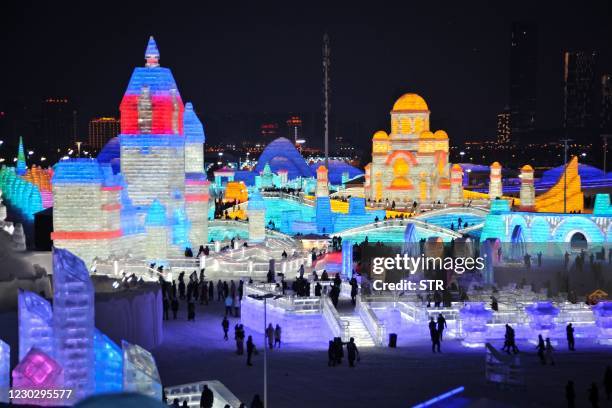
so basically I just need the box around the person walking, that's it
[187,300,195,321]
[266,323,274,350]
[274,324,282,348]
[346,337,360,367]
[224,295,233,316]
[208,280,214,302]
[163,297,169,320]
[536,334,546,365]
[327,340,335,367]
[437,313,447,341]
[565,380,575,408]
[250,394,263,408]
[199,384,214,408]
[246,335,256,366]
[171,298,179,320]
[604,366,612,401]
[222,316,229,340]
[566,323,575,351]
[588,382,599,408]
[235,324,245,355]
[545,338,555,366]
[217,280,223,301]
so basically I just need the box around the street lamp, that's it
[248,293,283,408]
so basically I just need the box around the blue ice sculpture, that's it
[342,239,353,279]
[525,301,559,338]
[592,301,612,344]
[459,302,492,347]
[122,340,162,400]
[315,197,333,234]
[18,289,54,361]
[93,329,123,394]
[0,339,8,403]
[402,223,420,258]
[52,248,95,402]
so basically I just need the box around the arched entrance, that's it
[569,232,588,251]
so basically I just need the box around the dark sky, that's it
[2,1,611,147]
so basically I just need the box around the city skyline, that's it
[1,1,611,152]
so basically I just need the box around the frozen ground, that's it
[152,300,612,408]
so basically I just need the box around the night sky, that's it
[2,1,611,147]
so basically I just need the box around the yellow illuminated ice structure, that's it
[392,93,429,111]
[534,156,583,213]
[224,181,248,203]
[365,93,451,204]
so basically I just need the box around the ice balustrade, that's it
[322,296,349,341]
[164,380,242,408]
[337,217,463,240]
[243,283,322,313]
[356,297,386,346]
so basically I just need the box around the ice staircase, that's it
[340,314,376,347]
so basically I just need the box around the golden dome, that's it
[451,164,463,171]
[491,161,502,168]
[521,164,534,172]
[433,130,448,139]
[372,130,389,140]
[392,93,429,112]
[419,130,434,139]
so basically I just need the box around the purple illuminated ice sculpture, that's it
[0,340,9,403]
[459,302,492,347]
[525,301,559,339]
[52,248,95,402]
[18,289,54,361]
[12,348,64,406]
[592,301,612,345]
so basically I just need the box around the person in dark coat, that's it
[187,301,195,321]
[222,316,229,340]
[200,384,214,408]
[536,334,546,365]
[327,340,335,366]
[235,324,245,355]
[565,380,575,408]
[163,297,169,320]
[604,366,612,401]
[171,298,179,320]
[437,313,447,341]
[315,282,322,297]
[588,382,599,408]
[246,335,255,366]
[208,281,214,302]
[566,323,575,351]
[346,337,360,367]
[250,394,263,408]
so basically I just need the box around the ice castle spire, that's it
[145,36,160,68]
[16,136,27,176]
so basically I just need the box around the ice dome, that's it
[97,137,121,174]
[254,137,312,180]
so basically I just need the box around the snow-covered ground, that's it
[152,300,612,408]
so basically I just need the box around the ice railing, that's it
[336,217,463,239]
[164,379,242,408]
[356,297,386,346]
[243,283,322,314]
[322,296,349,341]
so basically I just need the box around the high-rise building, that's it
[286,116,303,143]
[496,108,511,144]
[601,74,612,133]
[563,51,598,130]
[41,97,75,152]
[509,22,538,141]
[88,117,120,150]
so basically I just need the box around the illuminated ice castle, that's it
[364,93,451,204]
[51,37,209,265]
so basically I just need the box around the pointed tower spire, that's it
[16,136,27,176]
[145,36,160,68]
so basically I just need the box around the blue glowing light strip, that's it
[411,386,465,408]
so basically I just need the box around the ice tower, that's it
[448,164,463,206]
[52,248,95,402]
[247,190,266,243]
[16,136,27,176]
[18,290,54,361]
[183,102,209,247]
[488,162,502,200]
[119,36,186,215]
[519,165,535,211]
